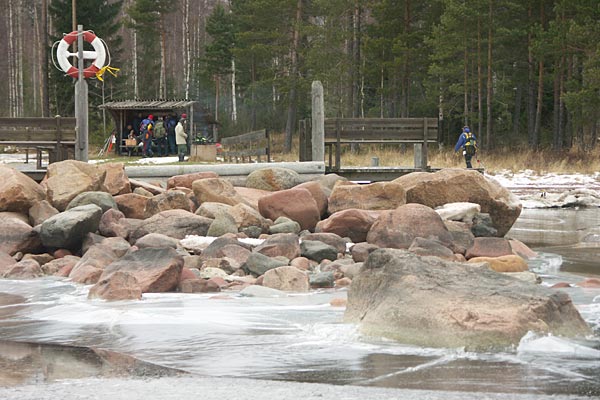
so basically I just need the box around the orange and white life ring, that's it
[56,31,106,79]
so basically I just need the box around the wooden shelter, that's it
[99,99,206,154]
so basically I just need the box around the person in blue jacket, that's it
[454,126,477,168]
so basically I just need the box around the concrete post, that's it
[311,81,325,162]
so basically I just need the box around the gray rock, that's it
[300,240,338,263]
[135,233,180,249]
[240,226,263,238]
[309,271,335,288]
[269,217,301,234]
[471,213,498,237]
[243,252,288,276]
[246,167,301,191]
[129,210,212,242]
[66,191,118,213]
[344,248,591,350]
[40,204,103,250]
[207,212,238,237]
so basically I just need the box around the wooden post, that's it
[55,115,63,162]
[335,118,341,171]
[311,81,325,162]
[74,25,89,162]
[422,117,429,170]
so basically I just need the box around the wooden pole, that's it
[311,81,325,162]
[74,25,88,162]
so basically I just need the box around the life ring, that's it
[56,31,106,79]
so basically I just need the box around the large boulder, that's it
[234,187,271,210]
[28,200,59,226]
[328,182,406,214]
[468,254,529,272]
[0,216,42,255]
[316,209,381,243]
[258,188,320,231]
[66,191,118,213]
[366,203,456,251]
[95,247,183,293]
[114,193,152,219]
[43,160,107,211]
[97,162,131,195]
[393,169,522,237]
[294,181,329,217]
[195,202,232,219]
[0,166,46,213]
[129,209,212,242]
[245,167,301,191]
[254,233,300,260]
[0,251,17,275]
[262,266,309,292]
[39,204,103,250]
[344,249,591,349]
[88,271,142,301]
[1,259,43,279]
[69,243,120,284]
[229,203,270,233]
[193,178,249,206]
[465,237,514,259]
[145,190,191,215]
[167,171,219,189]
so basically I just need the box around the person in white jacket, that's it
[175,114,188,162]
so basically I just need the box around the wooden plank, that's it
[0,117,76,129]
[0,141,76,146]
[0,129,76,141]
[220,129,267,145]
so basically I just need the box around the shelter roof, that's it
[99,99,197,110]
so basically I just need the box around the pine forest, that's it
[0,0,599,152]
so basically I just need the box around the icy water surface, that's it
[0,208,598,396]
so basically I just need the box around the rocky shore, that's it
[0,161,593,349]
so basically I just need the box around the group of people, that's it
[123,112,188,162]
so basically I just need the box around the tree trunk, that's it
[184,0,190,99]
[231,59,237,122]
[160,17,167,98]
[485,0,494,149]
[401,0,411,118]
[477,17,483,140]
[285,0,303,153]
[527,4,535,146]
[251,58,257,130]
[41,0,50,117]
[532,3,545,150]
[552,58,562,150]
[8,0,16,117]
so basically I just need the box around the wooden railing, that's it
[0,116,76,168]
[220,129,270,163]
[323,117,438,171]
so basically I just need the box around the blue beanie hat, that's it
[464,127,470,133]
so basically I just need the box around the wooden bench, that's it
[0,116,76,169]
[220,129,270,163]
[324,117,438,171]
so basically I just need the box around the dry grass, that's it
[269,132,598,174]
[89,132,599,174]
